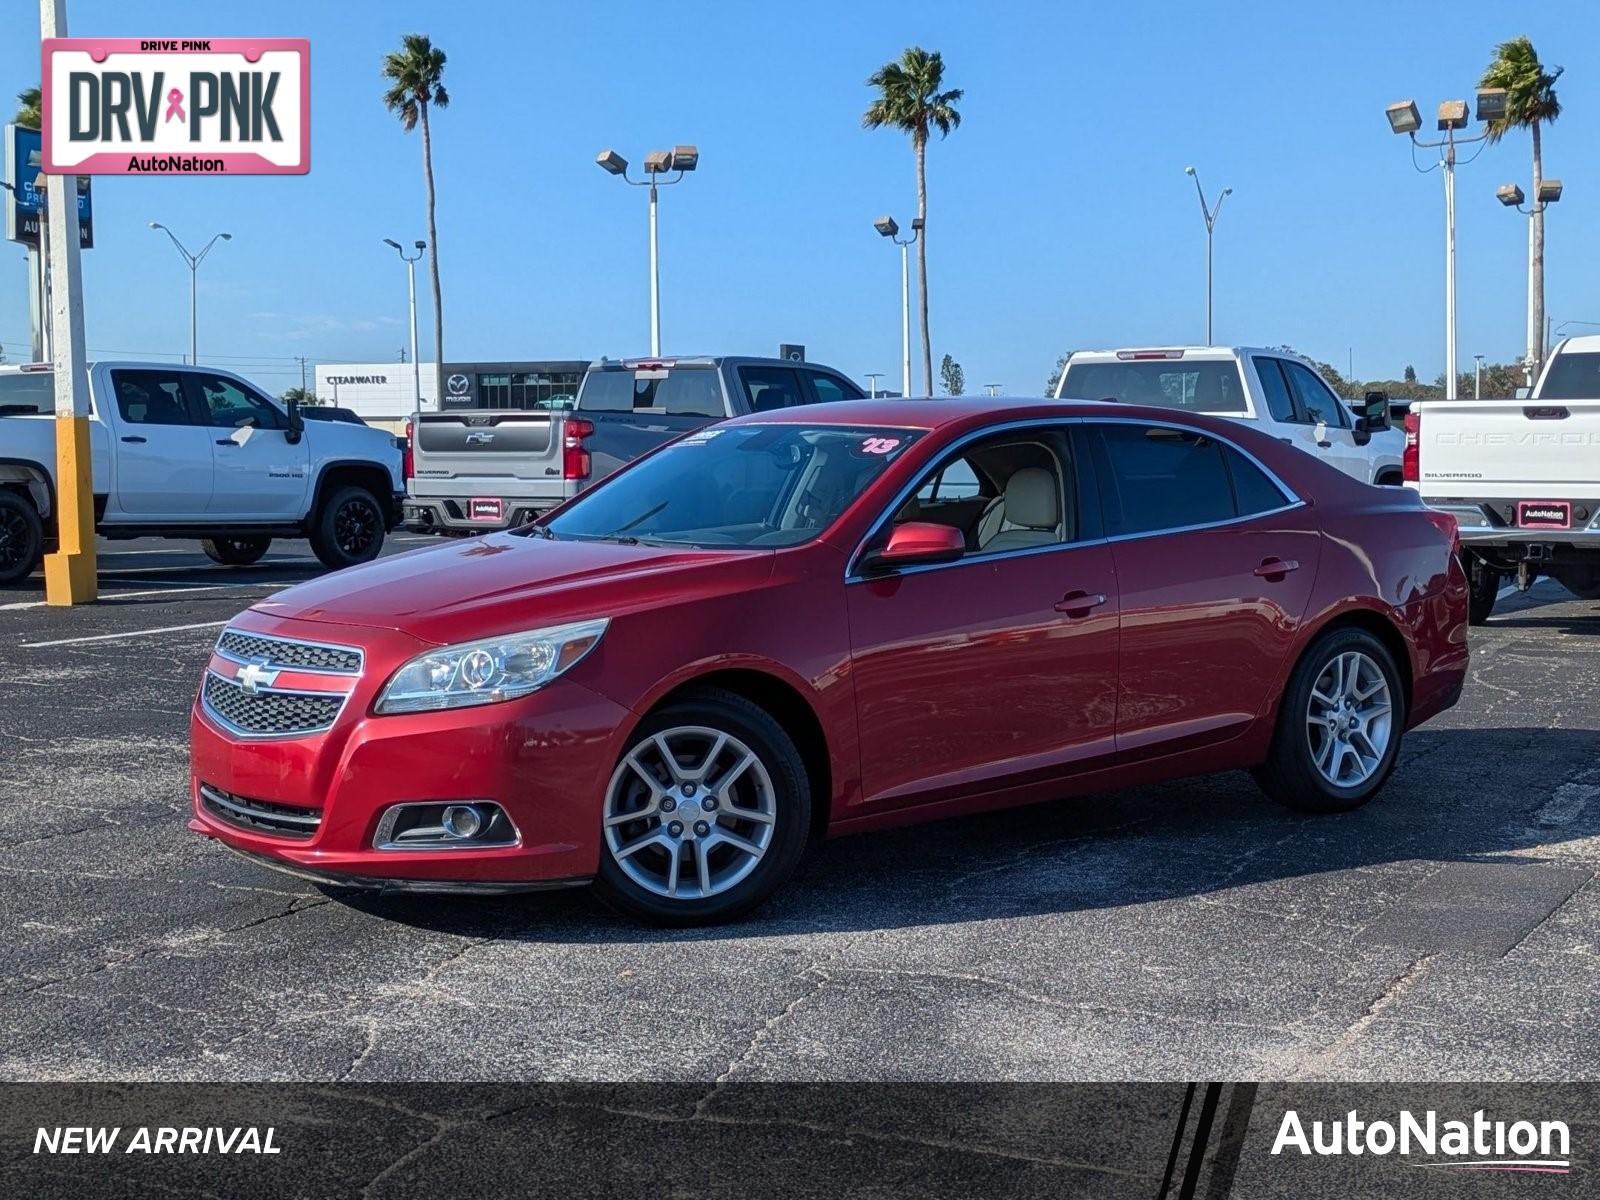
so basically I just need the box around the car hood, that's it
[251,534,765,645]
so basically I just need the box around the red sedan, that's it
[189,399,1469,924]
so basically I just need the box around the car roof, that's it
[724,396,1123,431]
[588,355,847,372]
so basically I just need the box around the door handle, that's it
[1054,590,1108,616]
[215,438,240,446]
[1317,440,1333,448]
[1253,558,1300,579]
[120,435,147,443]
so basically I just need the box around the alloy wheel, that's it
[335,498,378,556]
[0,510,25,571]
[1305,650,1393,788]
[603,726,777,900]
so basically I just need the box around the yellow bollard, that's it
[42,411,97,604]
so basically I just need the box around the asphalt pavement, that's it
[1,536,1598,1081]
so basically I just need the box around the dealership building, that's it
[314,360,590,424]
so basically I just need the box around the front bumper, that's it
[188,611,633,889]
[401,496,552,535]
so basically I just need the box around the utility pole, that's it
[295,355,308,391]
[40,0,96,603]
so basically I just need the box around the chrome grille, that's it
[200,783,321,840]
[202,672,346,737]
[216,630,362,675]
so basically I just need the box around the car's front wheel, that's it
[0,491,44,585]
[594,689,811,926]
[1253,627,1405,814]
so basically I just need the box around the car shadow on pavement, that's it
[325,725,1600,944]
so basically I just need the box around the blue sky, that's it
[1,0,1596,393]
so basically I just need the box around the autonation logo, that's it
[1272,1108,1571,1174]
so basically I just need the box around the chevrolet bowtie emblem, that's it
[236,660,280,695]
[465,430,496,445]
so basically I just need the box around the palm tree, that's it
[863,47,962,397]
[382,35,449,406]
[14,86,41,129]
[1480,37,1562,375]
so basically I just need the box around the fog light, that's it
[441,805,484,839]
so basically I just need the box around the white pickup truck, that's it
[1407,334,1600,623]
[1054,347,1404,486]
[0,362,405,585]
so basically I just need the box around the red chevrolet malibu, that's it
[190,399,1469,924]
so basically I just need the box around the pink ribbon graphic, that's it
[164,88,185,123]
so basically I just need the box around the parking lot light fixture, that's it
[1383,90,1497,400]
[1537,179,1563,205]
[596,144,699,356]
[1496,178,1565,381]
[1184,166,1231,346]
[1385,100,1421,134]
[875,214,920,398]
[149,222,232,366]
[1497,184,1526,207]
[384,238,427,412]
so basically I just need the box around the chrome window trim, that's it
[844,415,1306,583]
[200,669,351,740]
[214,627,366,677]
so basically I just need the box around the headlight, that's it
[375,618,609,714]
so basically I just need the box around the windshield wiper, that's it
[522,524,555,540]
[601,501,669,538]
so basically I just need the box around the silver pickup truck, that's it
[401,355,865,533]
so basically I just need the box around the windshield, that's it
[541,424,921,548]
[1539,352,1600,400]
[1061,359,1248,414]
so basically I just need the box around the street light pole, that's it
[596,146,699,357]
[1473,353,1484,399]
[384,238,426,410]
[1184,167,1231,346]
[1385,91,1504,401]
[874,215,922,397]
[1496,178,1563,386]
[149,222,231,365]
[864,372,884,398]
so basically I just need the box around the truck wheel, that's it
[309,485,385,571]
[1466,554,1500,626]
[0,491,45,585]
[200,536,271,566]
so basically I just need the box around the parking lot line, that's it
[0,583,286,612]
[20,620,231,649]
[93,560,318,575]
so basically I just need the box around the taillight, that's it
[401,419,414,480]
[1402,410,1420,483]
[563,417,594,481]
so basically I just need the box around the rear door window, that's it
[1092,423,1235,536]
[1252,358,1299,422]
[805,372,865,405]
[740,367,807,413]
[111,370,196,426]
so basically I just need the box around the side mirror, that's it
[860,521,965,574]
[285,398,305,445]
[1356,390,1391,432]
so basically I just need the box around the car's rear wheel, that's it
[309,485,385,571]
[0,491,44,585]
[1466,553,1500,625]
[1253,627,1405,814]
[593,689,811,926]
[200,535,271,566]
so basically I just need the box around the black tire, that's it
[1375,470,1404,487]
[0,491,45,586]
[308,485,385,571]
[1252,626,1407,814]
[592,688,812,926]
[1465,553,1500,626]
[199,535,271,566]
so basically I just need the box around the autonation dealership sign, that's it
[41,38,308,175]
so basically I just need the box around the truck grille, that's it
[216,630,363,674]
[199,783,321,840]
[202,672,347,737]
